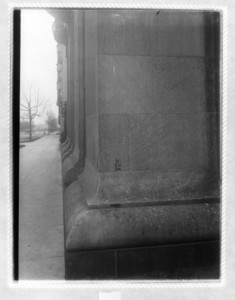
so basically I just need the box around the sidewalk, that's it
[19,133,64,279]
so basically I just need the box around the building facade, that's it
[51,9,220,279]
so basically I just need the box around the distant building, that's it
[51,9,221,280]
[56,43,67,141]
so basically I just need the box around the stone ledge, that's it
[64,179,220,251]
[78,160,219,206]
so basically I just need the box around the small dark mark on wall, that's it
[110,204,121,208]
[115,159,121,171]
[156,10,161,15]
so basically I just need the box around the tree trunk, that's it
[29,118,32,142]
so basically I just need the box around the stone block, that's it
[98,114,130,172]
[151,11,205,57]
[86,115,99,169]
[85,10,98,117]
[98,10,152,56]
[116,241,220,279]
[205,112,220,175]
[152,57,205,113]
[129,113,212,173]
[156,113,212,171]
[64,241,220,280]
[85,171,219,206]
[204,58,220,112]
[78,160,99,205]
[129,114,155,171]
[63,179,220,251]
[154,171,220,200]
[65,250,116,279]
[204,12,220,58]
[98,55,153,114]
[97,172,156,205]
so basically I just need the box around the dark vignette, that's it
[13,9,20,281]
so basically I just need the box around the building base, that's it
[65,240,220,280]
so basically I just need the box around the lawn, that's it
[20,131,46,143]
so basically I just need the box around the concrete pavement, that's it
[19,133,64,279]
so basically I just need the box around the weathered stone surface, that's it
[65,240,220,279]
[97,171,156,204]
[98,55,153,114]
[204,58,220,112]
[151,11,206,57]
[94,171,220,205]
[79,157,219,206]
[85,11,98,117]
[78,160,99,204]
[129,114,154,171]
[64,179,220,251]
[74,12,86,150]
[77,9,220,207]
[116,241,220,279]
[98,10,152,56]
[53,10,221,280]
[61,140,74,161]
[86,115,99,169]
[65,250,116,279]
[60,11,86,184]
[128,113,217,173]
[98,114,130,172]
[62,154,77,186]
[152,57,205,113]
[62,148,84,187]
[151,113,210,171]
[97,10,208,57]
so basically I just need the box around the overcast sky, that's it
[21,9,57,124]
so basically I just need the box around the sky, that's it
[21,10,57,125]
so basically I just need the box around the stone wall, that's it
[51,9,221,278]
[79,10,220,206]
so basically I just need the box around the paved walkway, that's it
[19,133,64,279]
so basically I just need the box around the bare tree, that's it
[20,83,48,141]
